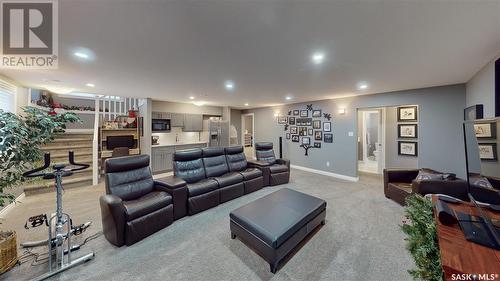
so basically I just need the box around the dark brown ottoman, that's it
[230,188,326,273]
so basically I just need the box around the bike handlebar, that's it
[68,151,90,171]
[23,151,90,178]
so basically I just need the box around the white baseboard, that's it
[290,165,359,182]
[0,192,25,218]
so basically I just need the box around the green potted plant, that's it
[0,106,80,273]
[401,194,443,281]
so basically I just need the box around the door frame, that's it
[357,107,386,174]
[241,113,255,158]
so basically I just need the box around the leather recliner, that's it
[224,146,264,194]
[252,142,290,186]
[99,155,178,246]
[202,147,245,203]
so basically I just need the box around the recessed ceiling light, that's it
[244,103,249,106]
[224,81,235,90]
[193,101,206,106]
[189,96,195,100]
[74,52,89,59]
[86,83,95,87]
[357,82,369,90]
[285,96,292,101]
[311,52,325,65]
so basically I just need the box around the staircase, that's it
[24,133,94,196]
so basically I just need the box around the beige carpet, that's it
[1,169,414,281]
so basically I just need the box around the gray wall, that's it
[230,109,242,145]
[244,84,466,178]
[466,55,499,118]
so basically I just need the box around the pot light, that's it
[193,101,206,106]
[357,82,369,90]
[244,103,249,106]
[311,52,325,65]
[285,96,292,101]
[189,96,195,100]
[74,52,89,59]
[224,81,235,91]
[85,83,95,87]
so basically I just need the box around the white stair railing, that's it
[92,99,100,185]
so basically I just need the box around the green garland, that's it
[401,194,443,281]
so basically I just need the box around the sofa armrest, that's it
[154,176,188,220]
[486,176,500,190]
[247,160,271,168]
[384,169,419,197]
[248,160,271,186]
[99,194,126,247]
[412,179,468,201]
[276,158,290,169]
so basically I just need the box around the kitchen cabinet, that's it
[171,113,185,127]
[152,112,171,119]
[152,146,174,173]
[183,114,203,132]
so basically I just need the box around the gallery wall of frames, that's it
[278,104,333,156]
[474,120,498,161]
[396,105,419,157]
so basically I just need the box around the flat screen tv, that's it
[461,120,500,250]
[106,135,134,150]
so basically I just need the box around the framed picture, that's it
[312,109,322,118]
[478,143,498,161]
[398,124,418,138]
[299,127,308,136]
[324,133,333,143]
[277,116,288,124]
[312,120,321,129]
[300,110,308,117]
[314,142,321,148]
[290,126,297,134]
[293,110,300,116]
[288,117,295,125]
[398,141,418,156]
[301,137,310,145]
[323,122,331,132]
[306,119,312,126]
[291,135,299,142]
[308,128,313,136]
[474,123,496,139]
[314,131,322,141]
[286,133,290,140]
[464,104,484,121]
[397,106,418,122]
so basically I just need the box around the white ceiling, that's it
[2,0,500,109]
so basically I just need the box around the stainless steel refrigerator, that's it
[204,119,230,147]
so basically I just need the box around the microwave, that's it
[152,119,171,132]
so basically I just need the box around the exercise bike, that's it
[22,151,95,281]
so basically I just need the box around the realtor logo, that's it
[1,0,58,69]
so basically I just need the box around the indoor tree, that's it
[0,107,80,207]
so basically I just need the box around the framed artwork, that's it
[291,135,299,142]
[290,126,297,134]
[300,110,308,117]
[323,122,331,132]
[306,119,312,126]
[397,106,418,122]
[398,124,418,138]
[324,133,333,143]
[398,141,418,156]
[286,133,290,140]
[301,137,311,145]
[478,143,497,161]
[312,110,322,118]
[314,142,321,148]
[288,117,295,125]
[293,110,300,116]
[308,128,313,136]
[474,123,496,139]
[299,127,308,136]
[312,120,321,129]
[314,131,322,141]
[296,118,312,126]
[277,116,288,124]
[464,104,484,121]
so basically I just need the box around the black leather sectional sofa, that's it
[100,144,290,246]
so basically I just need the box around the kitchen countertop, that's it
[152,141,208,148]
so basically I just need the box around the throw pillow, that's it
[469,176,494,189]
[415,170,444,181]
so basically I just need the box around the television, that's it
[460,120,500,250]
[106,135,135,150]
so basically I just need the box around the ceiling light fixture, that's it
[74,52,89,59]
[311,52,325,65]
[285,96,292,101]
[224,81,235,91]
[193,101,206,106]
[86,83,95,87]
[244,103,249,106]
[357,82,369,90]
[189,96,195,100]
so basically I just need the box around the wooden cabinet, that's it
[152,146,174,173]
[171,113,184,127]
[183,114,203,132]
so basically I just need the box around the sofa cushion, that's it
[213,172,244,188]
[415,170,443,181]
[123,191,172,221]
[225,146,248,172]
[202,147,229,177]
[269,164,289,174]
[255,142,277,164]
[174,149,206,183]
[240,168,263,181]
[187,178,219,197]
[470,176,494,189]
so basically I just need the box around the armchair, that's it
[99,154,175,246]
[252,142,290,186]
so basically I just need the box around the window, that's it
[0,79,17,112]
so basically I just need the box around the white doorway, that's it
[358,108,386,174]
[241,113,255,159]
